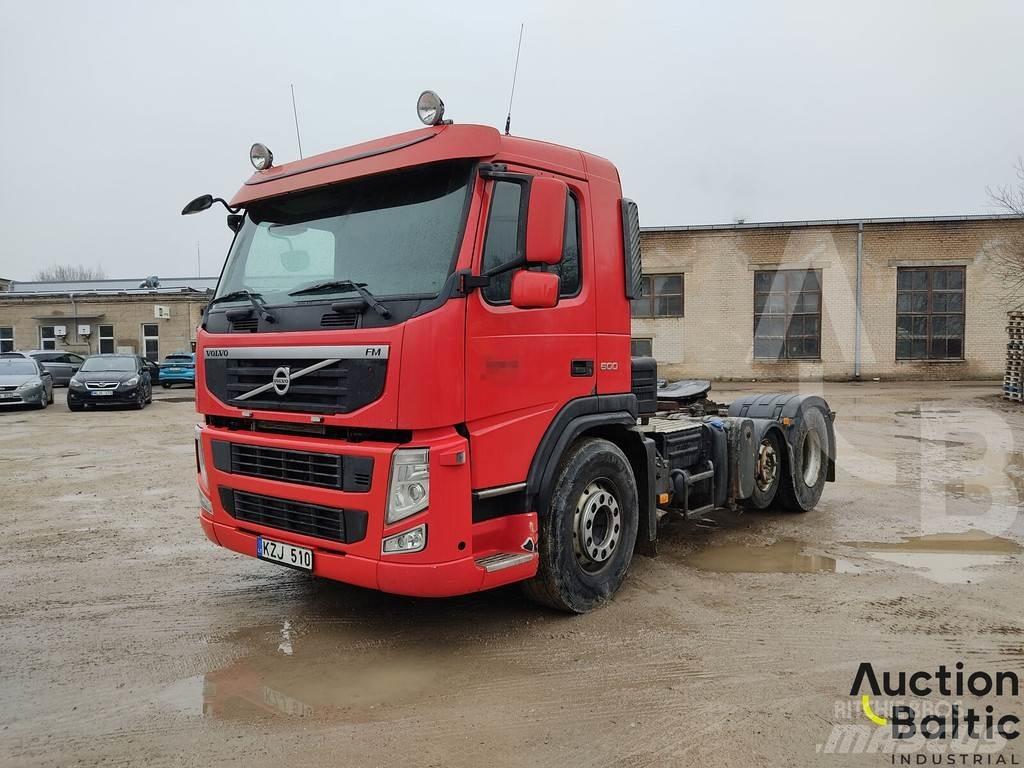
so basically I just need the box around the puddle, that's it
[893,434,967,448]
[687,538,856,574]
[843,530,1021,585]
[161,621,508,722]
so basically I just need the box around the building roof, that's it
[5,276,217,297]
[641,213,1024,233]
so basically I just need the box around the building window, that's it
[98,325,115,354]
[631,338,653,357]
[39,326,57,351]
[481,183,581,303]
[631,275,684,318]
[753,270,822,360]
[896,267,965,360]
[141,323,159,362]
[0,327,12,354]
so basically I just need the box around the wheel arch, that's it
[526,395,658,556]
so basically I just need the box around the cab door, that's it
[465,171,595,491]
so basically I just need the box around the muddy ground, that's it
[2,382,1022,767]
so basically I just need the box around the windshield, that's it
[214,160,474,305]
[0,361,36,375]
[81,357,136,373]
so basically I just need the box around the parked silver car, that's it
[0,350,85,386]
[0,358,53,409]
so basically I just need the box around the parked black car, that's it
[68,354,153,411]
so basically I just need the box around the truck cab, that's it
[189,94,835,612]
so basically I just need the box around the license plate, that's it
[91,391,113,397]
[0,393,15,399]
[257,536,313,571]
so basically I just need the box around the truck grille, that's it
[216,441,373,492]
[221,489,368,544]
[205,356,387,414]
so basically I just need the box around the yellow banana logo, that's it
[861,694,888,726]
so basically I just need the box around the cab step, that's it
[475,552,535,572]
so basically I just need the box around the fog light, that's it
[416,90,445,125]
[250,142,274,170]
[382,524,426,555]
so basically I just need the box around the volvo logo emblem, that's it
[271,366,291,396]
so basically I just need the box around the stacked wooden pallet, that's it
[1006,310,1024,402]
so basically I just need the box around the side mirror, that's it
[182,195,214,215]
[511,270,560,309]
[525,177,568,265]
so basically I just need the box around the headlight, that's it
[386,448,429,523]
[122,376,139,387]
[69,377,84,389]
[17,379,41,391]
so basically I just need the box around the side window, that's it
[482,182,580,303]
[543,193,581,298]
[481,181,523,303]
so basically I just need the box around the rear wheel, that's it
[522,438,639,613]
[746,430,782,509]
[777,407,830,512]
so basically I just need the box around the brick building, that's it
[0,278,214,360]
[634,214,1023,381]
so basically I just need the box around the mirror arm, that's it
[457,257,528,295]
[212,197,242,214]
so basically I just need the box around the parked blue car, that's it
[159,352,195,388]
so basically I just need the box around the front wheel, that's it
[36,389,49,409]
[522,438,639,613]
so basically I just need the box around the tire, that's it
[133,389,146,410]
[36,389,48,410]
[777,407,830,512]
[522,438,639,613]
[68,400,84,412]
[746,430,782,510]
[162,382,172,389]
[145,385,153,404]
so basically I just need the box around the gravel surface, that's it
[2,382,1022,767]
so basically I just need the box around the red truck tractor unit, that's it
[185,91,836,612]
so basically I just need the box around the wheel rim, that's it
[573,479,621,572]
[801,430,822,486]
[755,438,779,492]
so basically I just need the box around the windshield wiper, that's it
[207,289,276,323]
[289,280,392,319]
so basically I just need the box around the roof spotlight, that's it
[249,143,274,171]
[416,90,446,126]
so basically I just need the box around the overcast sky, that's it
[1,0,1022,281]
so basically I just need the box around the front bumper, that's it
[0,388,44,406]
[196,423,538,597]
[69,387,139,405]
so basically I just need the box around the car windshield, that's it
[0,360,36,375]
[214,160,474,305]
[81,357,136,372]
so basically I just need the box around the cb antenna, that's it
[504,24,524,136]
[291,83,304,159]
